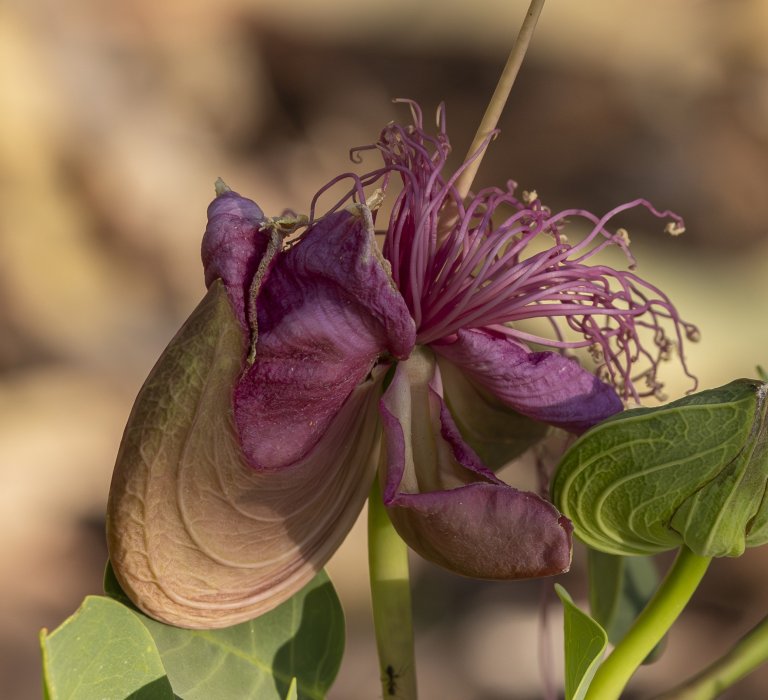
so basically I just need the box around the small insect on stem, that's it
[382,664,400,696]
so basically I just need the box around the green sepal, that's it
[439,357,548,469]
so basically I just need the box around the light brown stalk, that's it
[453,0,547,202]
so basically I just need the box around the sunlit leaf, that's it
[40,596,173,700]
[106,562,343,700]
[555,584,607,700]
[552,380,768,557]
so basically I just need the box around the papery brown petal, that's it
[107,280,382,628]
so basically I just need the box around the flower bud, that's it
[552,380,768,558]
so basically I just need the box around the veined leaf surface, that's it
[41,596,173,700]
[105,563,344,700]
[552,380,768,558]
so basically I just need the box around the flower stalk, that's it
[653,613,768,699]
[368,477,417,699]
[453,0,547,202]
[584,548,712,700]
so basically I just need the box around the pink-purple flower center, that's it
[308,101,698,402]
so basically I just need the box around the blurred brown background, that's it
[3,0,768,698]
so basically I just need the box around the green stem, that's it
[653,614,768,699]
[368,477,417,699]
[585,547,712,700]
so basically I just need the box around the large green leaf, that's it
[555,584,608,700]
[105,563,344,700]
[41,596,173,700]
[552,380,768,558]
[588,549,664,664]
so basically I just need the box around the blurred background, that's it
[3,0,768,697]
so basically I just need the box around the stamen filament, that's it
[308,79,698,402]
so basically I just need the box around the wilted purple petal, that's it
[388,485,573,579]
[235,207,416,471]
[378,347,572,579]
[201,189,268,328]
[433,328,622,434]
[108,280,384,628]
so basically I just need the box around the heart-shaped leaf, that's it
[284,678,298,700]
[105,562,344,700]
[40,596,173,700]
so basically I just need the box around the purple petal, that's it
[107,280,383,628]
[201,189,268,327]
[432,328,622,434]
[379,347,572,579]
[235,208,415,471]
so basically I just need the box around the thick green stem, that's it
[585,547,712,700]
[368,477,417,699]
[653,614,768,699]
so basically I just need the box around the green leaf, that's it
[106,562,344,700]
[588,549,664,664]
[40,596,173,700]
[556,584,608,700]
[552,380,768,558]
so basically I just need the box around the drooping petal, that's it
[201,189,268,327]
[107,280,383,629]
[379,346,572,579]
[235,206,415,471]
[432,328,622,435]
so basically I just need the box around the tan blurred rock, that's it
[0,368,124,578]
[0,7,121,363]
[0,367,127,693]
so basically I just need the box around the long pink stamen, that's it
[311,104,699,401]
